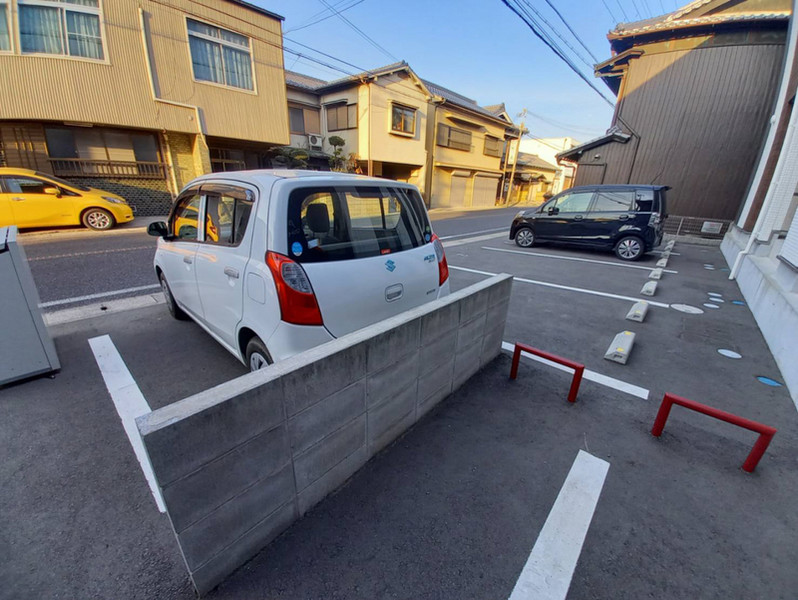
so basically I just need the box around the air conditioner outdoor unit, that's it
[307,134,323,150]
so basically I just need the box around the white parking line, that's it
[40,284,160,308]
[439,227,508,240]
[482,246,678,273]
[508,450,610,600]
[450,265,671,309]
[89,335,165,513]
[441,233,506,248]
[502,342,649,399]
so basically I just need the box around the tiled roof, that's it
[556,128,632,162]
[285,70,327,91]
[319,61,409,90]
[422,79,506,122]
[610,0,789,38]
[517,153,559,171]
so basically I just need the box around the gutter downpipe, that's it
[730,0,798,280]
[139,7,206,196]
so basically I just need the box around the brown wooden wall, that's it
[575,39,786,220]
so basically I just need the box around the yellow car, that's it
[0,167,134,231]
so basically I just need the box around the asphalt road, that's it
[18,206,522,308]
[2,236,796,599]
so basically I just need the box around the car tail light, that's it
[266,251,323,326]
[430,234,449,286]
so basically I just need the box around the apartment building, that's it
[0,0,289,214]
[285,62,519,209]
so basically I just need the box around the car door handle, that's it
[183,256,193,264]
[223,266,240,279]
[619,214,629,220]
[573,215,583,221]
[11,197,25,202]
[385,283,403,302]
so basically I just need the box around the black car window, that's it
[170,194,201,241]
[633,189,656,212]
[287,186,426,263]
[591,190,634,212]
[202,187,254,247]
[554,191,593,213]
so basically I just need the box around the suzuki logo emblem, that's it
[385,260,396,272]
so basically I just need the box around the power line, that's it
[614,0,630,21]
[542,0,599,63]
[500,0,615,108]
[517,0,594,70]
[629,0,643,19]
[600,0,619,24]
[285,0,366,33]
[316,0,399,63]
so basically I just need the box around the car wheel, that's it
[515,227,535,248]
[246,336,272,372]
[82,208,115,231]
[159,273,188,320]
[614,236,644,261]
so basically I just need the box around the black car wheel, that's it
[246,336,272,372]
[159,273,188,320]
[515,227,535,248]
[614,236,644,261]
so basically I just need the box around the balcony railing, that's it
[49,159,169,180]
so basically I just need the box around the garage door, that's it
[472,176,498,208]
[447,175,467,208]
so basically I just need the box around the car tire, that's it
[82,208,115,231]
[515,227,535,248]
[246,336,272,372]
[614,236,644,261]
[159,273,188,320]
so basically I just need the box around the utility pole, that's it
[505,109,527,204]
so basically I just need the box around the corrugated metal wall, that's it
[575,41,785,219]
[0,0,289,145]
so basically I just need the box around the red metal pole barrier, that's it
[651,392,777,473]
[509,342,585,403]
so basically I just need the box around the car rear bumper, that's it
[265,321,336,362]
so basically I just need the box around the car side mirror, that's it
[147,221,168,238]
[548,206,559,215]
[44,187,61,197]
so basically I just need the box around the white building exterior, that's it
[722,0,798,406]
[519,137,580,195]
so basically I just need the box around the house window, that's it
[484,136,502,158]
[210,148,246,172]
[391,104,415,135]
[0,2,10,51]
[187,18,253,91]
[18,0,104,59]
[44,126,164,177]
[289,104,321,135]
[437,124,471,152]
[326,103,357,131]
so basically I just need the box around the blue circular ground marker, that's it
[756,376,783,387]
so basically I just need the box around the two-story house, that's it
[284,62,517,209]
[0,0,289,214]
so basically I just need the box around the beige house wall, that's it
[365,74,428,166]
[0,0,288,145]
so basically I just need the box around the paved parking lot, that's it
[2,236,796,599]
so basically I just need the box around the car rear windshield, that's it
[287,186,432,263]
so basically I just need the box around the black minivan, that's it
[509,184,669,261]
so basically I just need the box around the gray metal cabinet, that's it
[0,226,60,385]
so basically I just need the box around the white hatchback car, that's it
[148,170,450,371]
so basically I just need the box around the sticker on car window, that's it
[292,241,303,256]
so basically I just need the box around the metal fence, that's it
[49,159,169,180]
[663,215,733,239]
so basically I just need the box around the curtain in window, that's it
[189,36,223,84]
[223,47,253,90]
[64,0,100,7]
[19,5,63,54]
[66,11,102,59]
[0,5,10,52]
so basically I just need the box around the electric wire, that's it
[600,0,619,24]
[517,0,594,70]
[284,0,366,33]
[316,0,399,62]
[614,0,630,21]
[542,0,599,63]
[500,0,615,108]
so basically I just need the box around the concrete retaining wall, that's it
[136,274,512,595]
